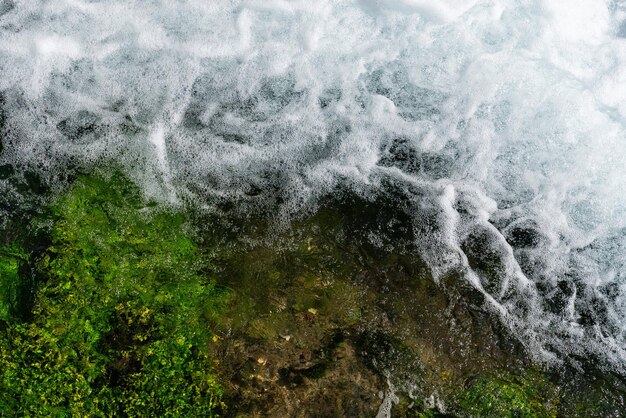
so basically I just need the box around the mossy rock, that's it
[0,174,227,417]
[456,370,559,417]
[0,244,27,322]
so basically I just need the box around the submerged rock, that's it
[202,199,556,417]
[1,173,623,417]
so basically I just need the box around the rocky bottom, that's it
[1,174,624,417]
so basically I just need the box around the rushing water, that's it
[1,0,626,374]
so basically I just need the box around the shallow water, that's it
[1,0,626,378]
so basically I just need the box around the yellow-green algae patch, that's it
[0,175,227,417]
[456,370,560,418]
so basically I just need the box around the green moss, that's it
[0,244,28,322]
[0,175,227,417]
[457,370,559,418]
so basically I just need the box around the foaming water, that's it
[1,0,626,372]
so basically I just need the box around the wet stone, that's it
[204,200,542,417]
[56,110,101,142]
[506,224,544,248]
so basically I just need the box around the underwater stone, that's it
[56,110,101,142]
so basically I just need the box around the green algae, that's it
[0,244,27,322]
[456,370,559,418]
[0,175,227,417]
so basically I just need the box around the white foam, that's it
[363,0,477,22]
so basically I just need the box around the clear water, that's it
[1,0,626,372]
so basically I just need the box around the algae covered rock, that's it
[0,174,619,417]
[0,244,27,322]
[0,174,227,416]
[456,370,560,418]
